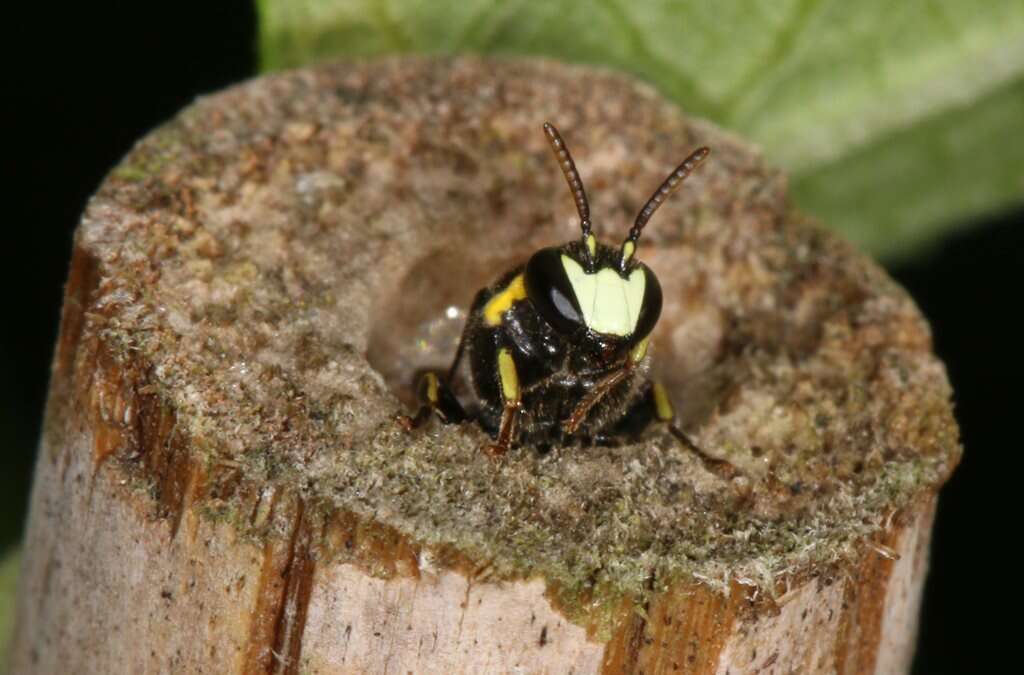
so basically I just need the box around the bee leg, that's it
[397,307,478,433]
[484,348,522,457]
[649,381,739,479]
[563,338,648,437]
[485,403,520,458]
[563,366,631,436]
[396,372,467,431]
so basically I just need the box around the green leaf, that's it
[793,75,1024,259]
[258,0,1024,259]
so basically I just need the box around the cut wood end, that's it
[13,57,960,673]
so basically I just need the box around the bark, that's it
[10,57,960,674]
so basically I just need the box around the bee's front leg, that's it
[562,367,631,436]
[485,348,522,458]
[562,338,648,436]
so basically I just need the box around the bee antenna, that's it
[543,122,592,241]
[627,146,710,247]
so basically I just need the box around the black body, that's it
[462,242,654,445]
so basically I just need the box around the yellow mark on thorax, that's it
[483,274,527,326]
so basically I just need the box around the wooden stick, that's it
[10,57,960,674]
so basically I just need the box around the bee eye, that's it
[631,266,662,342]
[524,248,585,334]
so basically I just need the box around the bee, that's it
[399,123,711,458]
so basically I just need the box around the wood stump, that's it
[10,58,961,674]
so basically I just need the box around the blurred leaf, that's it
[793,75,1024,259]
[258,0,1024,259]
[0,547,19,668]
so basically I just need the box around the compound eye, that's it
[631,264,663,343]
[524,248,585,334]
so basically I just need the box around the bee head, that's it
[524,122,709,351]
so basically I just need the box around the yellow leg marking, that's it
[630,337,649,364]
[423,372,439,404]
[652,382,674,422]
[586,234,597,257]
[483,274,527,326]
[489,350,522,456]
[497,348,520,404]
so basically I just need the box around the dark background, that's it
[4,5,1019,672]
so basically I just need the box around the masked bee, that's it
[399,123,710,457]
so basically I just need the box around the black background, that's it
[4,5,1019,672]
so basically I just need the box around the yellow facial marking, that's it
[630,337,649,364]
[483,274,527,326]
[561,255,646,336]
[586,234,597,257]
[621,240,635,263]
[497,348,520,403]
[652,382,674,422]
